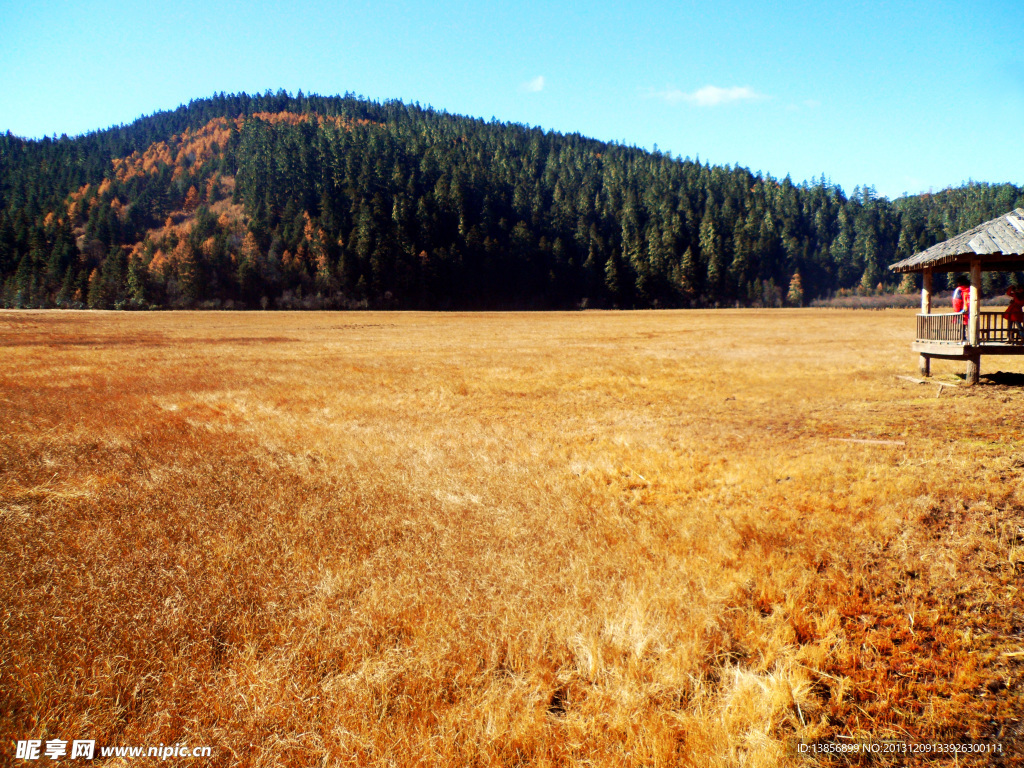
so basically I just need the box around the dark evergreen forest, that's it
[2,90,1022,310]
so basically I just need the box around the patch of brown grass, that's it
[1,308,1022,766]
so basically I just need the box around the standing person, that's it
[1004,285,1024,344]
[952,276,972,343]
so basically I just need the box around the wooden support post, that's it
[968,260,981,347]
[966,261,981,384]
[920,269,932,376]
[919,354,931,377]
[966,349,980,385]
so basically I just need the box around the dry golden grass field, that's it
[2,308,1024,767]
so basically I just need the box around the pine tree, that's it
[729,219,751,289]
[87,268,103,308]
[99,247,128,308]
[859,256,880,294]
[56,265,76,307]
[832,210,854,287]
[678,246,698,297]
[855,221,882,294]
[897,272,916,294]
[127,256,148,307]
[699,210,723,296]
[13,254,32,308]
[603,253,620,301]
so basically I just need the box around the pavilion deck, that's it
[912,311,1024,357]
[890,208,1024,382]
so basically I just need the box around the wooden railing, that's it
[916,313,963,342]
[917,311,1018,344]
[979,311,1016,343]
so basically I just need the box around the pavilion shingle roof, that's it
[889,207,1024,273]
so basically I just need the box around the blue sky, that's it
[1,0,1020,199]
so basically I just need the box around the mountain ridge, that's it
[2,91,1022,310]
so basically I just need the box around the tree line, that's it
[2,90,1022,310]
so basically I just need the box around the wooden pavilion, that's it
[889,207,1024,385]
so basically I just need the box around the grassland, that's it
[2,308,1023,766]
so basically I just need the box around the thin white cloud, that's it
[521,76,545,93]
[787,98,821,112]
[650,85,766,106]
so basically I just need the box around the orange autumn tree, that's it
[786,271,804,307]
[303,213,335,293]
[170,240,202,306]
[183,185,200,213]
[236,231,262,300]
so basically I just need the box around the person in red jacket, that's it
[952,276,971,342]
[1004,285,1024,344]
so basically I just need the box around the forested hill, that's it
[2,90,1022,310]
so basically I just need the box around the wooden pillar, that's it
[966,260,982,384]
[919,269,932,376]
[966,349,980,385]
[968,261,981,346]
